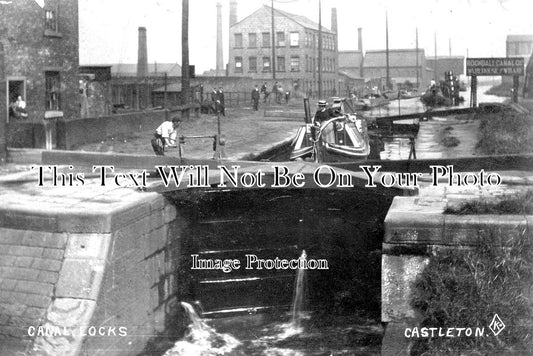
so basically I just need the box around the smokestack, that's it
[137,27,148,77]
[216,2,224,76]
[331,8,338,51]
[358,27,363,52]
[229,0,238,27]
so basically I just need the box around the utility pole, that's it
[182,0,190,120]
[416,28,419,90]
[434,32,438,82]
[385,12,390,90]
[271,0,276,80]
[318,0,322,98]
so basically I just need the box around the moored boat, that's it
[290,114,370,163]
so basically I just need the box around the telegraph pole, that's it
[318,0,322,98]
[416,28,419,90]
[434,32,438,82]
[385,12,390,90]
[182,0,190,120]
[271,0,276,80]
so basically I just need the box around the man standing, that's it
[151,117,180,156]
[251,85,260,111]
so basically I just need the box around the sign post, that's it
[466,57,525,105]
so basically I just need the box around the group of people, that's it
[251,82,290,111]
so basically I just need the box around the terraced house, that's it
[0,0,79,149]
[228,4,340,98]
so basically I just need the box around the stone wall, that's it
[381,195,532,355]
[0,180,182,355]
[7,110,167,150]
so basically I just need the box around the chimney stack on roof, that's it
[137,27,148,77]
[230,0,238,27]
[358,27,363,53]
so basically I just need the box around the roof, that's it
[363,49,426,68]
[506,35,533,42]
[109,63,182,76]
[339,51,363,68]
[233,5,333,34]
[338,69,364,80]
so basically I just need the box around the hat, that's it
[318,100,327,107]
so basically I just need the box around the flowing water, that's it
[368,85,508,160]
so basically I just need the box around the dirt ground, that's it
[75,106,303,160]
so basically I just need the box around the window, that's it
[248,33,257,48]
[45,71,60,110]
[44,9,58,32]
[235,56,243,73]
[262,57,271,72]
[277,56,285,72]
[290,32,299,47]
[234,33,243,48]
[262,32,271,47]
[277,32,285,47]
[249,57,257,72]
[290,56,300,72]
[7,78,26,122]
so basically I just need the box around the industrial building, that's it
[228,3,340,97]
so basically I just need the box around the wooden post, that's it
[470,75,477,108]
[513,75,519,103]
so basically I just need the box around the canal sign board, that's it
[466,57,524,76]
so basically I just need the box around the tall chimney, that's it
[137,27,148,77]
[358,27,363,52]
[216,2,224,76]
[331,8,338,50]
[229,0,238,27]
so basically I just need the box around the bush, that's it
[411,228,533,355]
[475,112,533,155]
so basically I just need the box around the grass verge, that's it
[475,111,533,155]
[444,190,533,215]
[411,227,533,355]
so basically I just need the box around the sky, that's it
[78,0,533,73]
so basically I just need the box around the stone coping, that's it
[384,196,532,248]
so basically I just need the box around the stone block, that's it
[14,256,34,268]
[37,271,59,284]
[14,281,53,296]
[42,247,65,260]
[56,210,111,234]
[32,298,96,356]
[32,258,62,272]
[55,259,105,300]
[382,254,429,323]
[163,204,177,223]
[64,233,111,260]
[0,302,26,317]
[110,201,152,232]
[0,255,17,267]
[21,231,67,248]
[0,279,18,291]
[149,209,165,233]
[1,267,39,281]
[0,210,57,232]
[8,245,44,258]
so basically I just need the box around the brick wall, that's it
[0,0,79,122]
